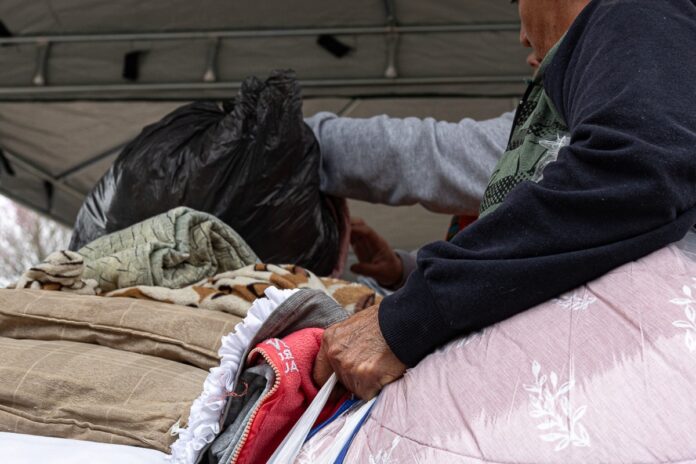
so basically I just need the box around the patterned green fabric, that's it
[79,207,258,292]
[478,41,568,217]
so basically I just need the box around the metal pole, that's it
[0,23,520,46]
[0,150,86,200]
[0,75,529,97]
[382,0,400,79]
[32,41,51,86]
[202,37,221,83]
[55,143,126,180]
[0,186,73,225]
[384,32,399,79]
[337,99,362,118]
[383,0,398,25]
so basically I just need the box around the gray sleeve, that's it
[392,249,418,291]
[305,111,514,215]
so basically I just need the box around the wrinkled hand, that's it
[350,218,403,287]
[313,304,407,400]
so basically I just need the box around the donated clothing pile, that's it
[0,70,371,464]
[14,208,376,316]
[2,203,377,463]
[0,284,367,464]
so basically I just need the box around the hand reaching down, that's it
[313,304,407,400]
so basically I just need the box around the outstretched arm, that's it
[306,111,513,215]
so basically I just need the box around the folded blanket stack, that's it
[2,207,381,463]
[12,207,377,315]
[77,207,259,292]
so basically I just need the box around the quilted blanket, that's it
[77,207,258,292]
[298,232,696,463]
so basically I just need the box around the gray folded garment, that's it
[78,207,258,292]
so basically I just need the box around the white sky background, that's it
[0,194,72,287]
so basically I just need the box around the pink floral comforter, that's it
[298,233,696,463]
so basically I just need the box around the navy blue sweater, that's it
[379,0,696,367]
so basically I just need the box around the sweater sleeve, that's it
[305,111,513,215]
[379,0,696,367]
[393,249,418,290]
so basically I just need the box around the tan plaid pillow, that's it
[0,290,242,370]
[0,337,207,452]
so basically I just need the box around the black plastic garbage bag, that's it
[69,70,342,276]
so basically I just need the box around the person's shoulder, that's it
[550,0,695,76]
[580,0,694,32]
[593,0,694,14]
[545,0,696,124]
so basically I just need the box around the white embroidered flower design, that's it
[368,437,401,464]
[554,289,597,311]
[524,361,590,451]
[670,284,696,352]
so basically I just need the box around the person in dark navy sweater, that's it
[314,0,696,399]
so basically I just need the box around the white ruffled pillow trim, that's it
[169,287,300,464]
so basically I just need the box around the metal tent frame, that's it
[0,21,525,99]
[0,0,526,245]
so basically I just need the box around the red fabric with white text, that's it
[235,328,338,464]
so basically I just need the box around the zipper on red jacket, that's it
[228,348,281,464]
